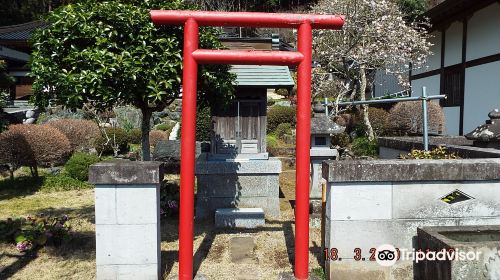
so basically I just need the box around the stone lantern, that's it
[310,103,345,202]
[465,109,500,149]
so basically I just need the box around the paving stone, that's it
[215,208,265,229]
[230,237,257,264]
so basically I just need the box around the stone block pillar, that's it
[89,161,163,280]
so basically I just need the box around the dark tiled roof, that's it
[0,21,46,41]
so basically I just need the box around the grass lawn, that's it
[0,165,324,280]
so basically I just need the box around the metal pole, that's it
[333,94,446,106]
[295,21,312,280]
[422,86,429,151]
[324,97,329,116]
[179,18,198,280]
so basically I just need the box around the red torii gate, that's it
[150,10,344,280]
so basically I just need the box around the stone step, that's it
[215,208,265,229]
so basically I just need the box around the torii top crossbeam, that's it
[151,10,344,280]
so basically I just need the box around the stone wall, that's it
[322,159,500,280]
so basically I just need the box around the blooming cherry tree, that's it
[311,0,431,140]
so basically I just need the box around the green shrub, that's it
[64,152,101,181]
[154,122,174,132]
[196,106,212,141]
[275,122,292,140]
[266,134,278,149]
[331,132,351,147]
[127,128,142,144]
[41,174,93,192]
[351,137,378,157]
[400,146,460,159]
[94,127,130,155]
[267,106,296,133]
[0,214,71,252]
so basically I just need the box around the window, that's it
[441,65,463,107]
[315,136,327,146]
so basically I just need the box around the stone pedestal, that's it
[89,161,163,280]
[195,158,281,219]
[310,148,338,200]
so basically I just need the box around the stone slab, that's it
[196,158,282,174]
[116,186,159,224]
[90,160,164,185]
[197,175,279,197]
[196,196,280,219]
[215,208,265,228]
[322,159,500,182]
[95,186,117,225]
[96,224,160,265]
[326,182,392,221]
[310,148,338,157]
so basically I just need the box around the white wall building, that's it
[411,0,500,135]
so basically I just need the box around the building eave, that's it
[424,0,498,31]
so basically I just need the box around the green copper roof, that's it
[229,65,295,88]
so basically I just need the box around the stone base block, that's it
[215,208,265,228]
[196,158,281,220]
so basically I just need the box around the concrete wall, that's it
[322,159,500,280]
[464,61,500,133]
[466,3,500,61]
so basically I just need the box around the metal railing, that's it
[326,86,446,151]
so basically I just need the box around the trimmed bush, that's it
[46,119,100,151]
[267,105,296,133]
[368,107,390,136]
[94,127,130,155]
[275,122,292,141]
[149,130,168,148]
[0,124,71,173]
[389,101,445,135]
[351,137,378,157]
[127,128,142,144]
[64,152,101,181]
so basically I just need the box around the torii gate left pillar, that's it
[151,10,344,280]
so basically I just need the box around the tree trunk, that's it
[359,65,375,141]
[141,109,152,161]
